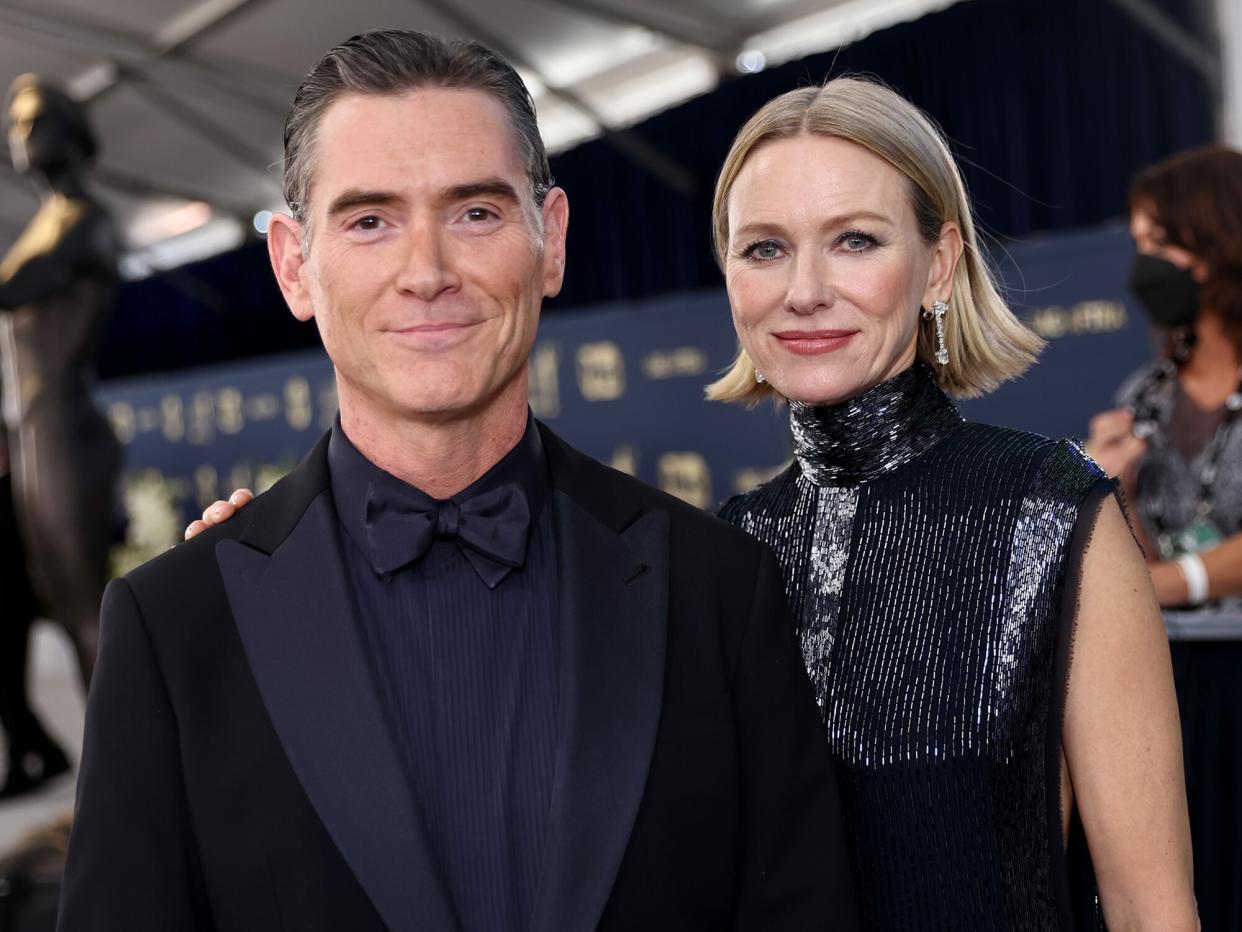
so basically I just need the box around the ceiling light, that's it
[735,50,767,74]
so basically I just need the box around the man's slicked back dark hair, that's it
[282,29,553,221]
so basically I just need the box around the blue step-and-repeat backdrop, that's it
[99,222,1152,568]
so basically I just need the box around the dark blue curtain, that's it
[548,0,1214,307]
[98,241,318,380]
[97,0,1214,380]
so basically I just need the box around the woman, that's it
[707,78,1195,930]
[193,78,1197,929]
[1087,146,1242,607]
[1086,145,1242,931]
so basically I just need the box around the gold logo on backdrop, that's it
[216,387,245,434]
[189,391,215,446]
[194,463,218,508]
[576,342,626,400]
[255,461,290,493]
[160,394,184,443]
[318,379,339,430]
[228,462,253,495]
[1025,300,1127,338]
[112,468,187,577]
[136,406,158,434]
[108,402,136,445]
[245,393,280,421]
[642,347,708,380]
[658,452,712,510]
[529,342,561,418]
[610,445,638,476]
[284,377,312,431]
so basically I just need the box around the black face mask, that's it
[1128,253,1201,329]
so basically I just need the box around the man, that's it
[58,30,856,932]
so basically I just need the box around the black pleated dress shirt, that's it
[328,415,559,932]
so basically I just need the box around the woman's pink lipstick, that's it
[773,329,858,355]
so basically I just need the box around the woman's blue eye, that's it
[745,240,782,260]
[840,231,876,251]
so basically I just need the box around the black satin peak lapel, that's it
[216,491,460,932]
[529,490,670,932]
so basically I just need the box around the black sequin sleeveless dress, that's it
[720,364,1110,931]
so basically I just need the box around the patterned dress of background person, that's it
[1113,358,1242,931]
[0,75,121,797]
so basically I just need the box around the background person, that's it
[1086,143,1242,932]
[1087,145,1242,607]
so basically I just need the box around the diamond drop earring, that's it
[754,369,766,384]
[924,299,950,366]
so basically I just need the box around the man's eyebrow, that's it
[442,179,521,204]
[325,189,403,218]
[323,180,521,218]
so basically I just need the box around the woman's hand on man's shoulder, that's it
[184,488,253,540]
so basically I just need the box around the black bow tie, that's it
[364,475,532,588]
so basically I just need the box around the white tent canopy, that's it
[0,0,963,275]
[1221,0,1242,147]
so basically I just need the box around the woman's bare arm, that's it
[1063,495,1198,931]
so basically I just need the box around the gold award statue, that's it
[0,75,121,798]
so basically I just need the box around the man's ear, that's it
[267,212,315,322]
[540,186,569,299]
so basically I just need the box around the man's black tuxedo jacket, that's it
[58,423,857,931]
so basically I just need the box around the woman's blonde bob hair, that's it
[706,76,1042,404]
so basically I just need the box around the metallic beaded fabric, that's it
[1116,361,1242,613]
[720,365,1108,930]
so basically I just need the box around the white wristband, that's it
[1175,553,1210,606]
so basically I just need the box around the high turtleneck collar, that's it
[790,364,964,487]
